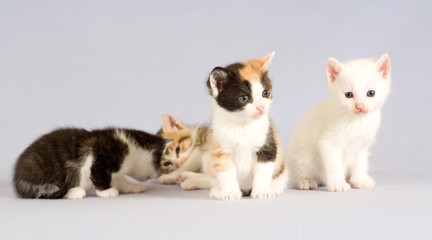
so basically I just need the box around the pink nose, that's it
[355,103,365,110]
[256,105,264,113]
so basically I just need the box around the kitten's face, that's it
[327,54,391,115]
[159,114,194,169]
[207,52,275,122]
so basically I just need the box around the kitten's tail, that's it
[14,180,68,199]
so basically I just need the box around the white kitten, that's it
[287,54,391,192]
[204,52,288,200]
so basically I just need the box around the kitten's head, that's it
[207,52,275,122]
[326,53,391,115]
[158,114,194,170]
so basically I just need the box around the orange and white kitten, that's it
[287,54,391,192]
[157,114,212,190]
[204,52,287,200]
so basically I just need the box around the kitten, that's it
[287,54,391,192]
[13,128,173,199]
[156,114,212,190]
[204,52,288,200]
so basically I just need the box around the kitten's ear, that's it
[376,53,391,79]
[208,67,228,97]
[326,57,343,83]
[161,114,186,133]
[261,51,275,70]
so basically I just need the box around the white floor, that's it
[1,172,430,240]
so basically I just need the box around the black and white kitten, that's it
[13,128,173,199]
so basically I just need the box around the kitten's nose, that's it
[256,105,264,113]
[355,103,365,110]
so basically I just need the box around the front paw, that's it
[210,187,242,200]
[158,174,177,185]
[350,176,375,189]
[96,187,119,198]
[251,188,279,199]
[326,181,351,192]
[120,184,146,193]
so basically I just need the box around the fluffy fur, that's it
[287,54,391,191]
[13,128,173,199]
[204,52,288,200]
[156,114,212,190]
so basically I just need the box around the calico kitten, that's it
[204,52,288,200]
[14,128,173,199]
[287,54,391,192]
[156,114,212,190]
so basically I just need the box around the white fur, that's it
[287,54,391,192]
[64,187,86,200]
[208,80,285,200]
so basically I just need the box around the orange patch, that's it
[209,136,233,173]
[239,61,264,83]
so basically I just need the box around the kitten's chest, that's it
[215,120,268,153]
[338,115,381,148]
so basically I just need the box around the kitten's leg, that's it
[349,150,375,189]
[64,187,86,199]
[320,142,351,192]
[178,172,213,190]
[251,162,276,199]
[90,157,119,198]
[210,168,242,200]
[158,172,180,185]
[112,176,146,193]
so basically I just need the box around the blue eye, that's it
[345,92,353,98]
[262,90,270,98]
[239,95,249,103]
[367,90,375,97]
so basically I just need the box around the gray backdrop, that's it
[1,1,431,239]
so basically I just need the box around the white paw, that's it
[120,184,146,193]
[180,180,199,191]
[298,179,318,190]
[96,187,119,198]
[64,187,86,199]
[210,188,242,200]
[158,174,177,185]
[251,188,278,199]
[350,176,375,189]
[176,173,188,183]
[327,181,351,192]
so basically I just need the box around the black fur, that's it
[13,128,167,199]
[256,126,277,163]
[207,63,252,112]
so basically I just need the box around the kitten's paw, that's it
[120,183,146,193]
[64,187,86,199]
[210,188,242,200]
[157,174,177,185]
[350,176,375,189]
[180,180,199,191]
[96,187,119,198]
[176,173,188,183]
[251,188,277,199]
[327,181,351,192]
[297,179,318,190]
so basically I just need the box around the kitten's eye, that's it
[175,146,180,154]
[345,92,354,98]
[163,161,172,167]
[262,90,270,98]
[239,95,249,103]
[367,90,375,97]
